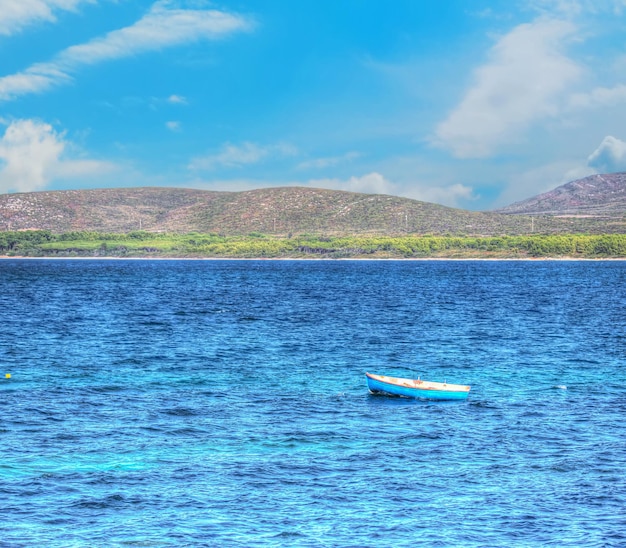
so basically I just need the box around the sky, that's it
[1,1,626,210]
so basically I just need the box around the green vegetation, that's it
[1,230,626,258]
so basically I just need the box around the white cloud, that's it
[165,120,181,132]
[309,172,395,195]
[168,94,188,104]
[0,0,91,36]
[0,2,252,101]
[568,84,626,110]
[408,184,477,207]
[297,151,361,170]
[189,142,297,170]
[527,0,584,16]
[186,172,396,197]
[304,172,476,207]
[493,161,595,207]
[0,66,72,101]
[0,119,113,192]
[530,0,626,15]
[187,171,476,207]
[587,135,626,172]
[434,18,581,158]
[59,2,251,66]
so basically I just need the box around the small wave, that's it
[72,494,134,509]
[272,531,306,539]
[554,385,567,390]
[89,385,127,393]
[469,400,500,409]
[170,427,207,436]
[163,407,198,417]
[138,320,170,327]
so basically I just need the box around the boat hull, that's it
[366,373,470,401]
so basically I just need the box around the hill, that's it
[0,184,623,236]
[495,172,626,218]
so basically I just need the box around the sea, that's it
[1,259,625,547]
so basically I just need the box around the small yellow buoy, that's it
[5,373,10,379]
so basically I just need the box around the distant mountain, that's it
[495,172,626,217]
[0,185,623,236]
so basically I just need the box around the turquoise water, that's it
[1,260,625,546]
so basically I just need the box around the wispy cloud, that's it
[165,120,181,132]
[494,160,595,207]
[0,0,92,37]
[568,84,626,110]
[187,171,476,208]
[529,0,626,16]
[297,151,361,170]
[0,1,253,101]
[409,183,477,206]
[313,173,478,207]
[308,172,395,195]
[434,17,581,158]
[168,94,188,105]
[189,142,297,171]
[58,1,251,65]
[186,172,396,197]
[0,65,72,101]
[0,118,114,192]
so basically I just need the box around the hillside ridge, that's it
[495,172,626,217]
[0,182,624,236]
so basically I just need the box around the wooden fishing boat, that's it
[365,372,470,401]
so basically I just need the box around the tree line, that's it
[1,230,625,258]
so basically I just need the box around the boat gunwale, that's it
[365,372,470,393]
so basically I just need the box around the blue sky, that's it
[1,0,626,210]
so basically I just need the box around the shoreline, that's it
[1,255,625,261]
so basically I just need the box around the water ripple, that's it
[1,259,625,546]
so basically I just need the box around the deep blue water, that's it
[1,259,625,547]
